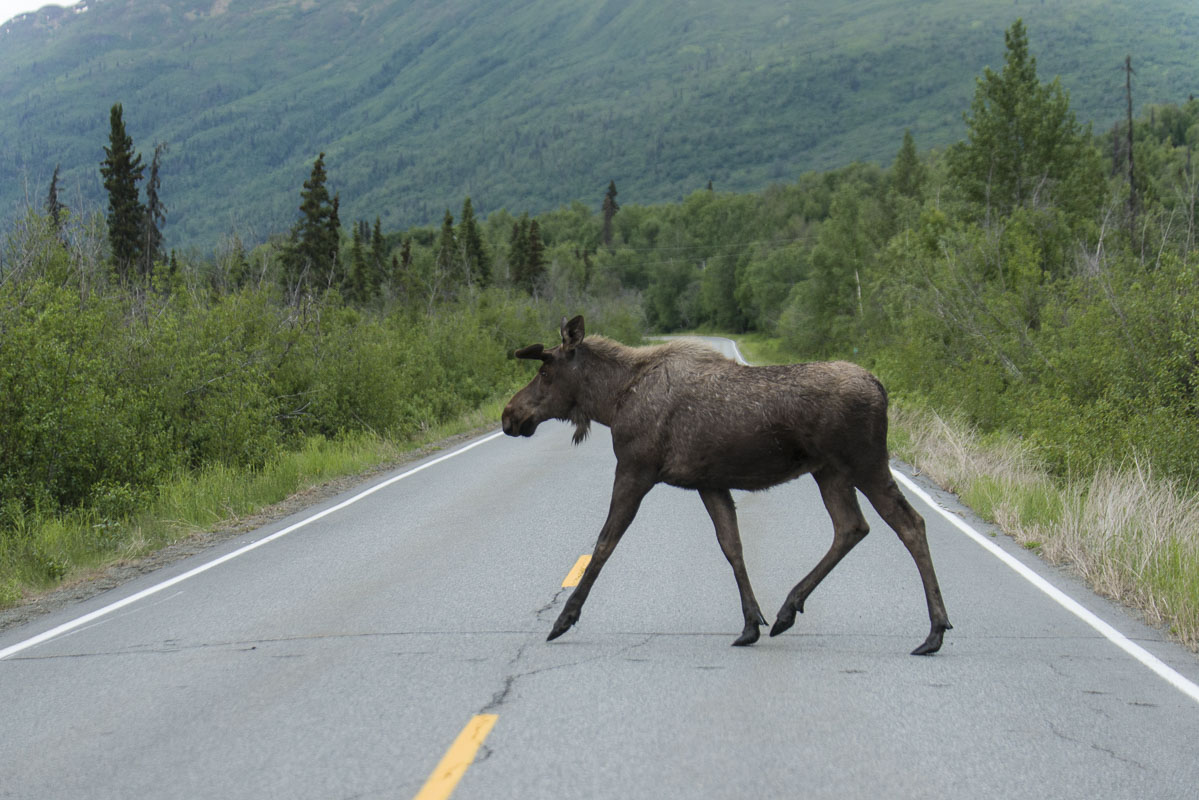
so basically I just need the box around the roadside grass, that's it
[735,336,1199,651]
[0,397,509,611]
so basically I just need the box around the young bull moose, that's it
[502,316,952,655]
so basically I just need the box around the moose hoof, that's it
[732,626,760,647]
[547,608,579,642]
[910,623,952,656]
[769,612,795,638]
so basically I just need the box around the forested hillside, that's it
[3,0,1198,248]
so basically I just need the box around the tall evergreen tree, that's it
[45,164,67,233]
[100,103,145,280]
[394,236,413,302]
[369,216,386,297]
[892,130,925,200]
[459,197,491,286]
[227,234,249,291]
[140,141,168,278]
[601,180,620,247]
[435,209,458,291]
[286,152,340,293]
[509,214,530,289]
[947,19,1102,222]
[526,219,546,292]
[346,220,368,303]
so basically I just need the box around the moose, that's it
[502,316,952,655]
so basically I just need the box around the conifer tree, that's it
[394,236,413,302]
[370,216,386,297]
[601,180,619,247]
[892,130,925,200]
[140,141,168,279]
[947,19,1101,221]
[347,220,367,303]
[100,103,145,280]
[45,164,67,233]
[227,234,249,291]
[285,152,340,293]
[459,197,491,287]
[526,219,546,292]
[509,214,530,288]
[435,209,458,292]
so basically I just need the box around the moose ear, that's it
[514,343,548,361]
[561,315,585,351]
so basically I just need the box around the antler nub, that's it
[514,343,549,360]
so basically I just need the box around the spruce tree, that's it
[395,236,413,302]
[369,216,386,297]
[227,234,249,291]
[459,197,491,287]
[100,103,145,281]
[892,130,925,200]
[435,209,458,291]
[45,164,67,233]
[601,180,619,247]
[526,219,546,292]
[947,19,1102,221]
[140,141,168,279]
[347,220,367,303]
[509,214,530,288]
[286,152,340,293]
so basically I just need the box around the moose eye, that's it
[539,367,550,380]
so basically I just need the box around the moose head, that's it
[502,315,590,442]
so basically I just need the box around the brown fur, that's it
[502,316,952,654]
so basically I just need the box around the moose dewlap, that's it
[502,315,952,654]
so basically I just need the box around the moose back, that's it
[502,315,951,654]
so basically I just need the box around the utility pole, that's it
[1125,55,1137,248]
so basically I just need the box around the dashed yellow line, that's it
[413,714,498,800]
[562,554,592,587]
[413,554,593,798]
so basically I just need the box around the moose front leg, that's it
[548,469,653,641]
[699,488,767,646]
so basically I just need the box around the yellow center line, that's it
[413,714,498,800]
[562,554,592,587]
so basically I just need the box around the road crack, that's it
[1048,722,1146,770]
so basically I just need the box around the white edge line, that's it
[892,469,1199,706]
[0,430,506,661]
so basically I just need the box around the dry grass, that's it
[890,403,1199,650]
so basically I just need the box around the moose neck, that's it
[572,337,644,430]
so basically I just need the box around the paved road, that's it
[2,337,1198,799]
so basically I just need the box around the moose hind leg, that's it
[700,488,767,646]
[863,476,952,655]
[770,471,869,638]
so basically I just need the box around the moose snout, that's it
[501,404,539,437]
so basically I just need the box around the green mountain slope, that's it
[3,0,1197,248]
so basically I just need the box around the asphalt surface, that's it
[2,338,1198,799]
